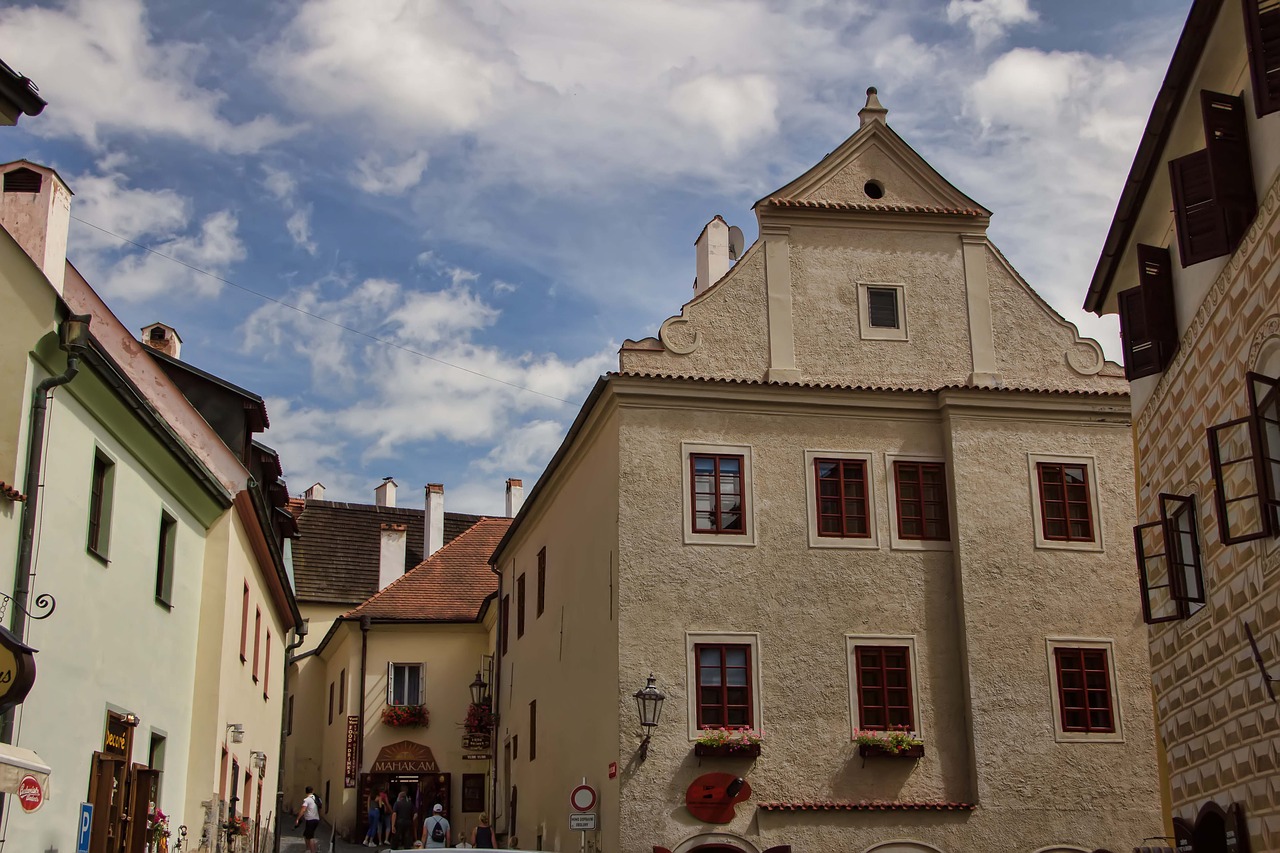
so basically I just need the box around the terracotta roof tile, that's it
[613,371,1128,398]
[762,196,987,216]
[292,500,483,605]
[758,800,976,812]
[347,517,510,621]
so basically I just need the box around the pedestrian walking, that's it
[422,804,450,849]
[364,794,381,847]
[376,789,393,845]
[391,790,416,849]
[469,814,494,849]
[293,787,321,853]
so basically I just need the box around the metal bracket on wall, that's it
[0,592,55,624]
[1244,620,1277,701]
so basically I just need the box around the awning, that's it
[0,743,51,798]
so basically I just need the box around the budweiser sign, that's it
[17,774,43,813]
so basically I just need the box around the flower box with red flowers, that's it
[381,704,429,728]
[693,727,763,758]
[464,702,495,733]
[854,728,924,758]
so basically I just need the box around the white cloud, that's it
[353,151,430,196]
[0,0,294,153]
[946,0,1037,46]
[96,209,245,301]
[263,165,317,254]
[68,167,189,251]
[669,74,780,155]
[474,419,566,474]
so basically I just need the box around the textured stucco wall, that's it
[496,407,620,851]
[611,388,1161,853]
[795,138,951,209]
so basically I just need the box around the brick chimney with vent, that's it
[140,322,183,359]
[506,478,524,518]
[375,477,397,507]
[304,482,325,501]
[425,484,444,556]
[378,523,408,591]
[0,160,71,294]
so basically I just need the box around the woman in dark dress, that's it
[469,813,495,849]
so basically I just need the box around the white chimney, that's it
[378,523,408,590]
[304,482,325,501]
[425,483,444,557]
[0,161,71,295]
[140,322,182,359]
[505,478,524,518]
[375,477,397,507]
[694,215,731,296]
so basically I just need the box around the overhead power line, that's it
[69,215,575,405]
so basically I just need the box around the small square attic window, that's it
[3,168,42,194]
[867,287,899,328]
[858,282,908,341]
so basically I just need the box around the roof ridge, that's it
[346,517,508,618]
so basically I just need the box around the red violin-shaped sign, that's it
[684,772,752,824]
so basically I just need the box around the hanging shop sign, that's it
[16,774,44,813]
[103,714,131,757]
[344,716,359,788]
[462,733,490,751]
[0,626,37,714]
[369,740,439,774]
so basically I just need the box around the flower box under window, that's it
[381,704,429,728]
[694,742,762,758]
[858,742,924,759]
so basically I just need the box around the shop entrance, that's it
[359,773,451,839]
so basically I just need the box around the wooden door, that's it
[125,765,160,853]
[86,752,126,853]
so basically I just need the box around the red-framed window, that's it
[854,645,914,730]
[690,454,745,534]
[517,574,526,638]
[536,547,546,618]
[1053,647,1115,733]
[1036,462,1094,542]
[894,461,949,541]
[694,644,753,729]
[263,631,271,699]
[501,595,510,655]
[252,608,262,682]
[814,458,870,538]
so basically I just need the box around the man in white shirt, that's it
[294,786,321,853]
[422,803,450,849]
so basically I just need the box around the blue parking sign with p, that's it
[76,803,93,853]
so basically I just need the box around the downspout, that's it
[357,616,371,838]
[273,622,309,853]
[489,564,503,836]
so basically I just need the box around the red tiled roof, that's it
[761,197,987,216]
[613,370,1129,398]
[346,517,510,621]
[758,800,976,812]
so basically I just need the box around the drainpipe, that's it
[489,564,503,836]
[273,621,309,853]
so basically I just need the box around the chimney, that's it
[378,523,408,591]
[858,86,888,128]
[0,161,71,294]
[140,323,183,359]
[506,478,524,518]
[304,482,325,501]
[374,477,397,507]
[694,216,731,296]
[425,483,444,557]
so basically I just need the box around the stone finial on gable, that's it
[858,86,888,128]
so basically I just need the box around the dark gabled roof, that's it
[145,346,270,431]
[346,517,509,621]
[1083,0,1223,314]
[292,499,483,604]
[0,60,45,121]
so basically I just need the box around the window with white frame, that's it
[858,282,908,341]
[804,450,878,549]
[681,443,755,546]
[846,635,921,736]
[1044,638,1124,743]
[1028,454,1103,551]
[387,662,425,706]
[685,632,762,737]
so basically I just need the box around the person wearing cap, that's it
[422,803,450,849]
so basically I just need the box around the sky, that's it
[0,0,1188,515]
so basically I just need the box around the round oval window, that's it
[864,180,885,199]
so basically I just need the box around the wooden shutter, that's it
[1208,416,1272,543]
[126,765,161,853]
[1138,244,1178,367]
[1244,0,1280,116]
[1248,371,1280,528]
[1201,90,1257,247]
[1170,149,1229,266]
[1135,521,1181,624]
[1118,288,1161,379]
[87,752,126,853]
[387,662,395,706]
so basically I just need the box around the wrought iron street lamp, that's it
[470,671,488,706]
[633,674,665,761]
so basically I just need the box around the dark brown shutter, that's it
[1247,370,1280,529]
[1118,287,1161,379]
[1135,520,1181,624]
[126,765,161,853]
[1139,243,1178,369]
[1170,149,1229,266]
[1244,0,1280,116]
[1202,90,1258,247]
[1207,415,1273,543]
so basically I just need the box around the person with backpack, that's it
[421,803,450,849]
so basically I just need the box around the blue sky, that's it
[0,0,1185,514]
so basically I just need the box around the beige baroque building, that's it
[489,91,1164,853]
[1082,0,1280,848]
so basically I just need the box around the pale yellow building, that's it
[1082,0,1280,848]
[490,90,1164,853]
